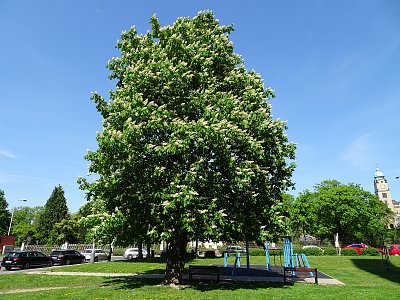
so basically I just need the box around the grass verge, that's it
[0,256,398,299]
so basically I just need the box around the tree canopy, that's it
[11,206,43,245]
[37,185,69,244]
[291,180,393,245]
[80,11,295,284]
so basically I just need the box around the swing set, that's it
[223,236,316,280]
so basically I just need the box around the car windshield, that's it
[5,252,20,257]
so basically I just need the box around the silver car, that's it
[302,245,324,253]
[81,249,109,262]
[123,248,148,259]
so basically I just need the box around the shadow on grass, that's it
[109,260,165,274]
[103,276,291,292]
[103,257,293,291]
[104,258,292,291]
[350,257,400,284]
[116,257,166,264]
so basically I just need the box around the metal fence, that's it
[23,243,108,254]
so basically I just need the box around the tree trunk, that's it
[164,233,187,285]
[146,244,151,258]
[195,240,198,257]
[138,241,143,259]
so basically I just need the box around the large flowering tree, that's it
[80,11,295,284]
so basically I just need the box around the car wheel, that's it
[94,256,98,262]
[47,260,53,267]
[22,262,30,270]
[66,259,71,265]
[5,267,12,271]
[81,258,85,264]
[127,254,133,260]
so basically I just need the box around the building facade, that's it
[374,168,400,227]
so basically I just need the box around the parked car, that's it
[302,245,324,253]
[81,249,109,262]
[389,244,400,256]
[342,243,368,255]
[1,251,53,270]
[124,248,148,259]
[225,245,246,253]
[50,249,86,265]
[342,243,384,255]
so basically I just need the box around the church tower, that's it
[374,168,400,228]
[374,168,396,210]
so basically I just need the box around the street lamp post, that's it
[7,199,27,236]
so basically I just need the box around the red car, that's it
[342,243,384,255]
[342,243,368,255]
[389,244,400,256]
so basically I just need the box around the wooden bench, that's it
[189,265,220,282]
[283,267,318,284]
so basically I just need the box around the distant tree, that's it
[0,189,11,235]
[37,185,69,244]
[79,199,153,258]
[79,12,295,284]
[11,206,44,245]
[48,213,87,244]
[281,193,295,236]
[292,180,393,245]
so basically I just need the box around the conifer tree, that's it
[0,189,11,235]
[37,185,69,244]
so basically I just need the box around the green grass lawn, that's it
[0,256,399,299]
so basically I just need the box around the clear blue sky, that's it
[1,1,399,212]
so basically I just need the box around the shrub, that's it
[297,248,323,256]
[269,249,283,256]
[341,248,359,256]
[249,248,265,256]
[361,248,381,256]
[204,250,216,258]
[323,248,337,256]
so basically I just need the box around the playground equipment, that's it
[283,237,294,268]
[224,252,243,275]
[266,236,314,276]
[265,241,271,271]
[265,236,294,269]
[222,237,316,279]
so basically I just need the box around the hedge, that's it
[296,248,324,256]
[361,248,381,256]
[341,248,359,256]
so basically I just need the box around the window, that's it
[382,193,387,198]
